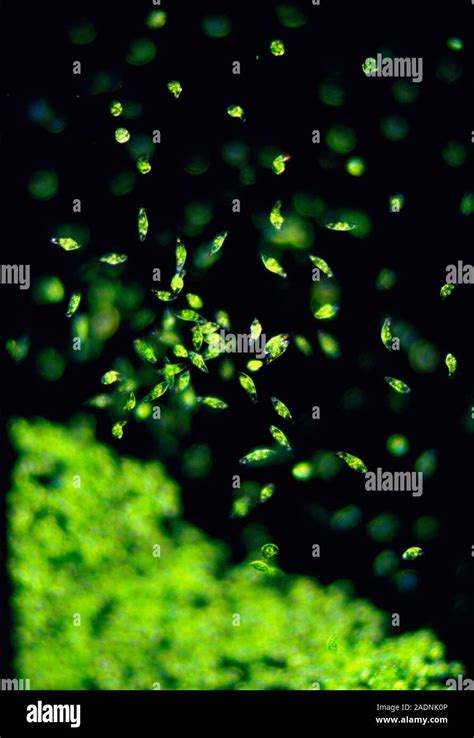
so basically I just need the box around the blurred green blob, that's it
[54,222,90,248]
[126,38,157,66]
[184,202,213,232]
[345,157,366,177]
[276,3,306,28]
[391,80,419,104]
[326,126,356,154]
[409,340,440,374]
[413,515,440,542]
[380,115,409,141]
[110,170,136,196]
[68,20,97,45]
[89,70,121,95]
[340,387,366,412]
[367,513,399,543]
[219,358,235,381]
[436,59,462,83]
[386,434,409,457]
[6,336,30,364]
[182,444,212,479]
[318,80,346,107]
[27,99,65,134]
[293,193,326,218]
[414,450,437,477]
[318,331,341,359]
[28,170,58,201]
[460,192,474,215]
[128,134,155,159]
[202,15,231,38]
[267,214,314,250]
[330,506,362,531]
[292,461,313,480]
[222,140,249,167]
[36,348,65,381]
[312,451,341,480]
[34,276,65,304]
[121,101,143,120]
[184,155,210,176]
[442,141,466,167]
[389,194,404,212]
[395,570,420,592]
[146,9,167,29]
[373,550,398,577]
[73,314,89,343]
[376,268,397,291]
[447,37,463,51]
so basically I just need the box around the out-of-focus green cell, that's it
[442,141,466,167]
[460,192,474,215]
[136,155,152,174]
[409,340,440,374]
[413,515,440,541]
[380,115,409,141]
[345,157,366,177]
[368,514,399,543]
[292,461,313,480]
[36,348,65,381]
[6,336,30,363]
[146,9,167,29]
[184,154,210,176]
[34,276,65,304]
[276,3,306,28]
[330,506,362,531]
[391,80,419,104]
[247,360,263,372]
[376,268,397,291]
[325,221,355,232]
[445,353,457,377]
[110,170,136,196]
[317,331,341,359]
[312,451,341,480]
[326,126,356,154]
[115,127,131,144]
[28,170,58,201]
[386,434,409,457]
[202,14,231,38]
[436,58,462,83]
[270,40,285,56]
[415,450,437,477]
[68,20,97,45]
[319,80,346,106]
[167,80,183,98]
[447,37,463,51]
[294,335,312,356]
[373,550,398,577]
[389,194,405,212]
[126,38,157,66]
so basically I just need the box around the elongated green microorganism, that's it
[381,317,393,350]
[265,333,290,364]
[260,483,275,502]
[239,448,277,465]
[187,293,203,309]
[153,290,177,302]
[227,105,245,121]
[269,425,291,451]
[270,39,285,56]
[201,322,220,336]
[384,376,411,394]
[445,353,457,377]
[133,339,157,364]
[110,100,123,117]
[167,80,183,98]
[247,360,263,372]
[261,253,287,278]
[85,394,113,409]
[271,396,293,422]
[440,283,455,300]
[160,362,186,381]
[210,230,229,255]
[337,451,368,474]
[66,291,81,318]
[175,238,187,271]
[174,310,205,323]
[447,37,463,51]
[402,546,423,561]
[122,392,136,412]
[51,237,81,251]
[112,420,127,439]
[239,372,257,403]
[317,331,341,359]
[309,254,333,277]
[189,351,209,373]
[192,326,203,351]
[272,154,290,175]
[143,381,169,402]
[99,253,128,265]
[175,370,191,393]
[294,335,312,356]
[101,370,123,385]
[325,221,355,231]
[197,397,229,410]
[270,200,284,230]
[314,304,338,320]
[115,127,131,144]
[138,207,148,241]
[171,273,184,294]
[173,345,189,358]
[250,560,270,573]
[136,155,151,174]
[261,543,279,560]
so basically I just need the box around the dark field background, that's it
[1,0,473,680]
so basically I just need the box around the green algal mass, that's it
[99,253,128,265]
[381,317,393,350]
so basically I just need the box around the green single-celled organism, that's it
[175,370,191,393]
[270,39,285,56]
[345,157,366,177]
[387,434,409,457]
[271,396,293,422]
[337,451,368,474]
[146,9,167,29]
[138,207,148,241]
[215,310,231,329]
[109,100,123,117]
[187,293,203,309]
[250,318,262,340]
[160,363,186,382]
[189,352,209,373]
[239,448,277,465]
[133,339,157,364]
[66,291,81,318]
[261,253,287,278]
[192,327,203,351]
[309,254,333,277]
[440,283,455,300]
[384,376,411,394]
[101,370,124,385]
[51,237,81,251]
[153,290,177,302]
[447,37,463,51]
[460,192,474,215]
[389,194,405,212]
[294,335,313,356]
[265,334,290,364]
[115,127,131,144]
[314,304,338,320]
[99,253,128,265]
[143,381,169,402]
[122,392,136,412]
[325,221,355,231]
[85,394,113,409]
[175,238,187,271]
[445,353,457,377]
[250,560,270,573]
[269,425,291,451]
[197,397,228,410]
[402,547,423,561]
[171,273,184,295]
[260,483,275,502]
[167,80,183,98]
[381,317,393,350]
[112,420,127,439]
[247,360,263,372]
[270,200,284,230]
[318,331,341,359]
[292,461,313,480]
[238,372,257,403]
[272,154,290,175]
[227,105,245,121]
[174,310,205,323]
[209,230,229,255]
[261,543,280,560]
[173,345,189,358]
[5,336,29,363]
[136,155,151,174]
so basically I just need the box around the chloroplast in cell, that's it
[381,317,393,350]
[197,397,228,410]
[441,283,455,301]
[260,484,275,502]
[345,157,366,177]
[115,127,131,144]
[112,421,127,439]
[99,253,128,265]
[386,434,409,457]
[238,372,257,403]
[265,334,289,363]
[51,237,81,251]
[270,40,285,56]
[269,425,291,451]
[66,291,81,318]
[247,360,263,372]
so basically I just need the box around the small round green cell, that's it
[110,100,123,117]
[126,38,157,66]
[68,20,97,45]
[28,170,58,201]
[202,14,231,38]
[292,461,313,480]
[136,155,151,174]
[326,125,356,154]
[380,115,409,141]
[447,37,463,51]
[345,157,366,177]
[270,39,285,56]
[376,268,397,291]
[386,434,409,457]
[261,543,279,559]
[460,192,474,215]
[146,9,167,29]
[442,141,466,167]
[115,127,130,144]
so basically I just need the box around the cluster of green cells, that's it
[8,418,462,690]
